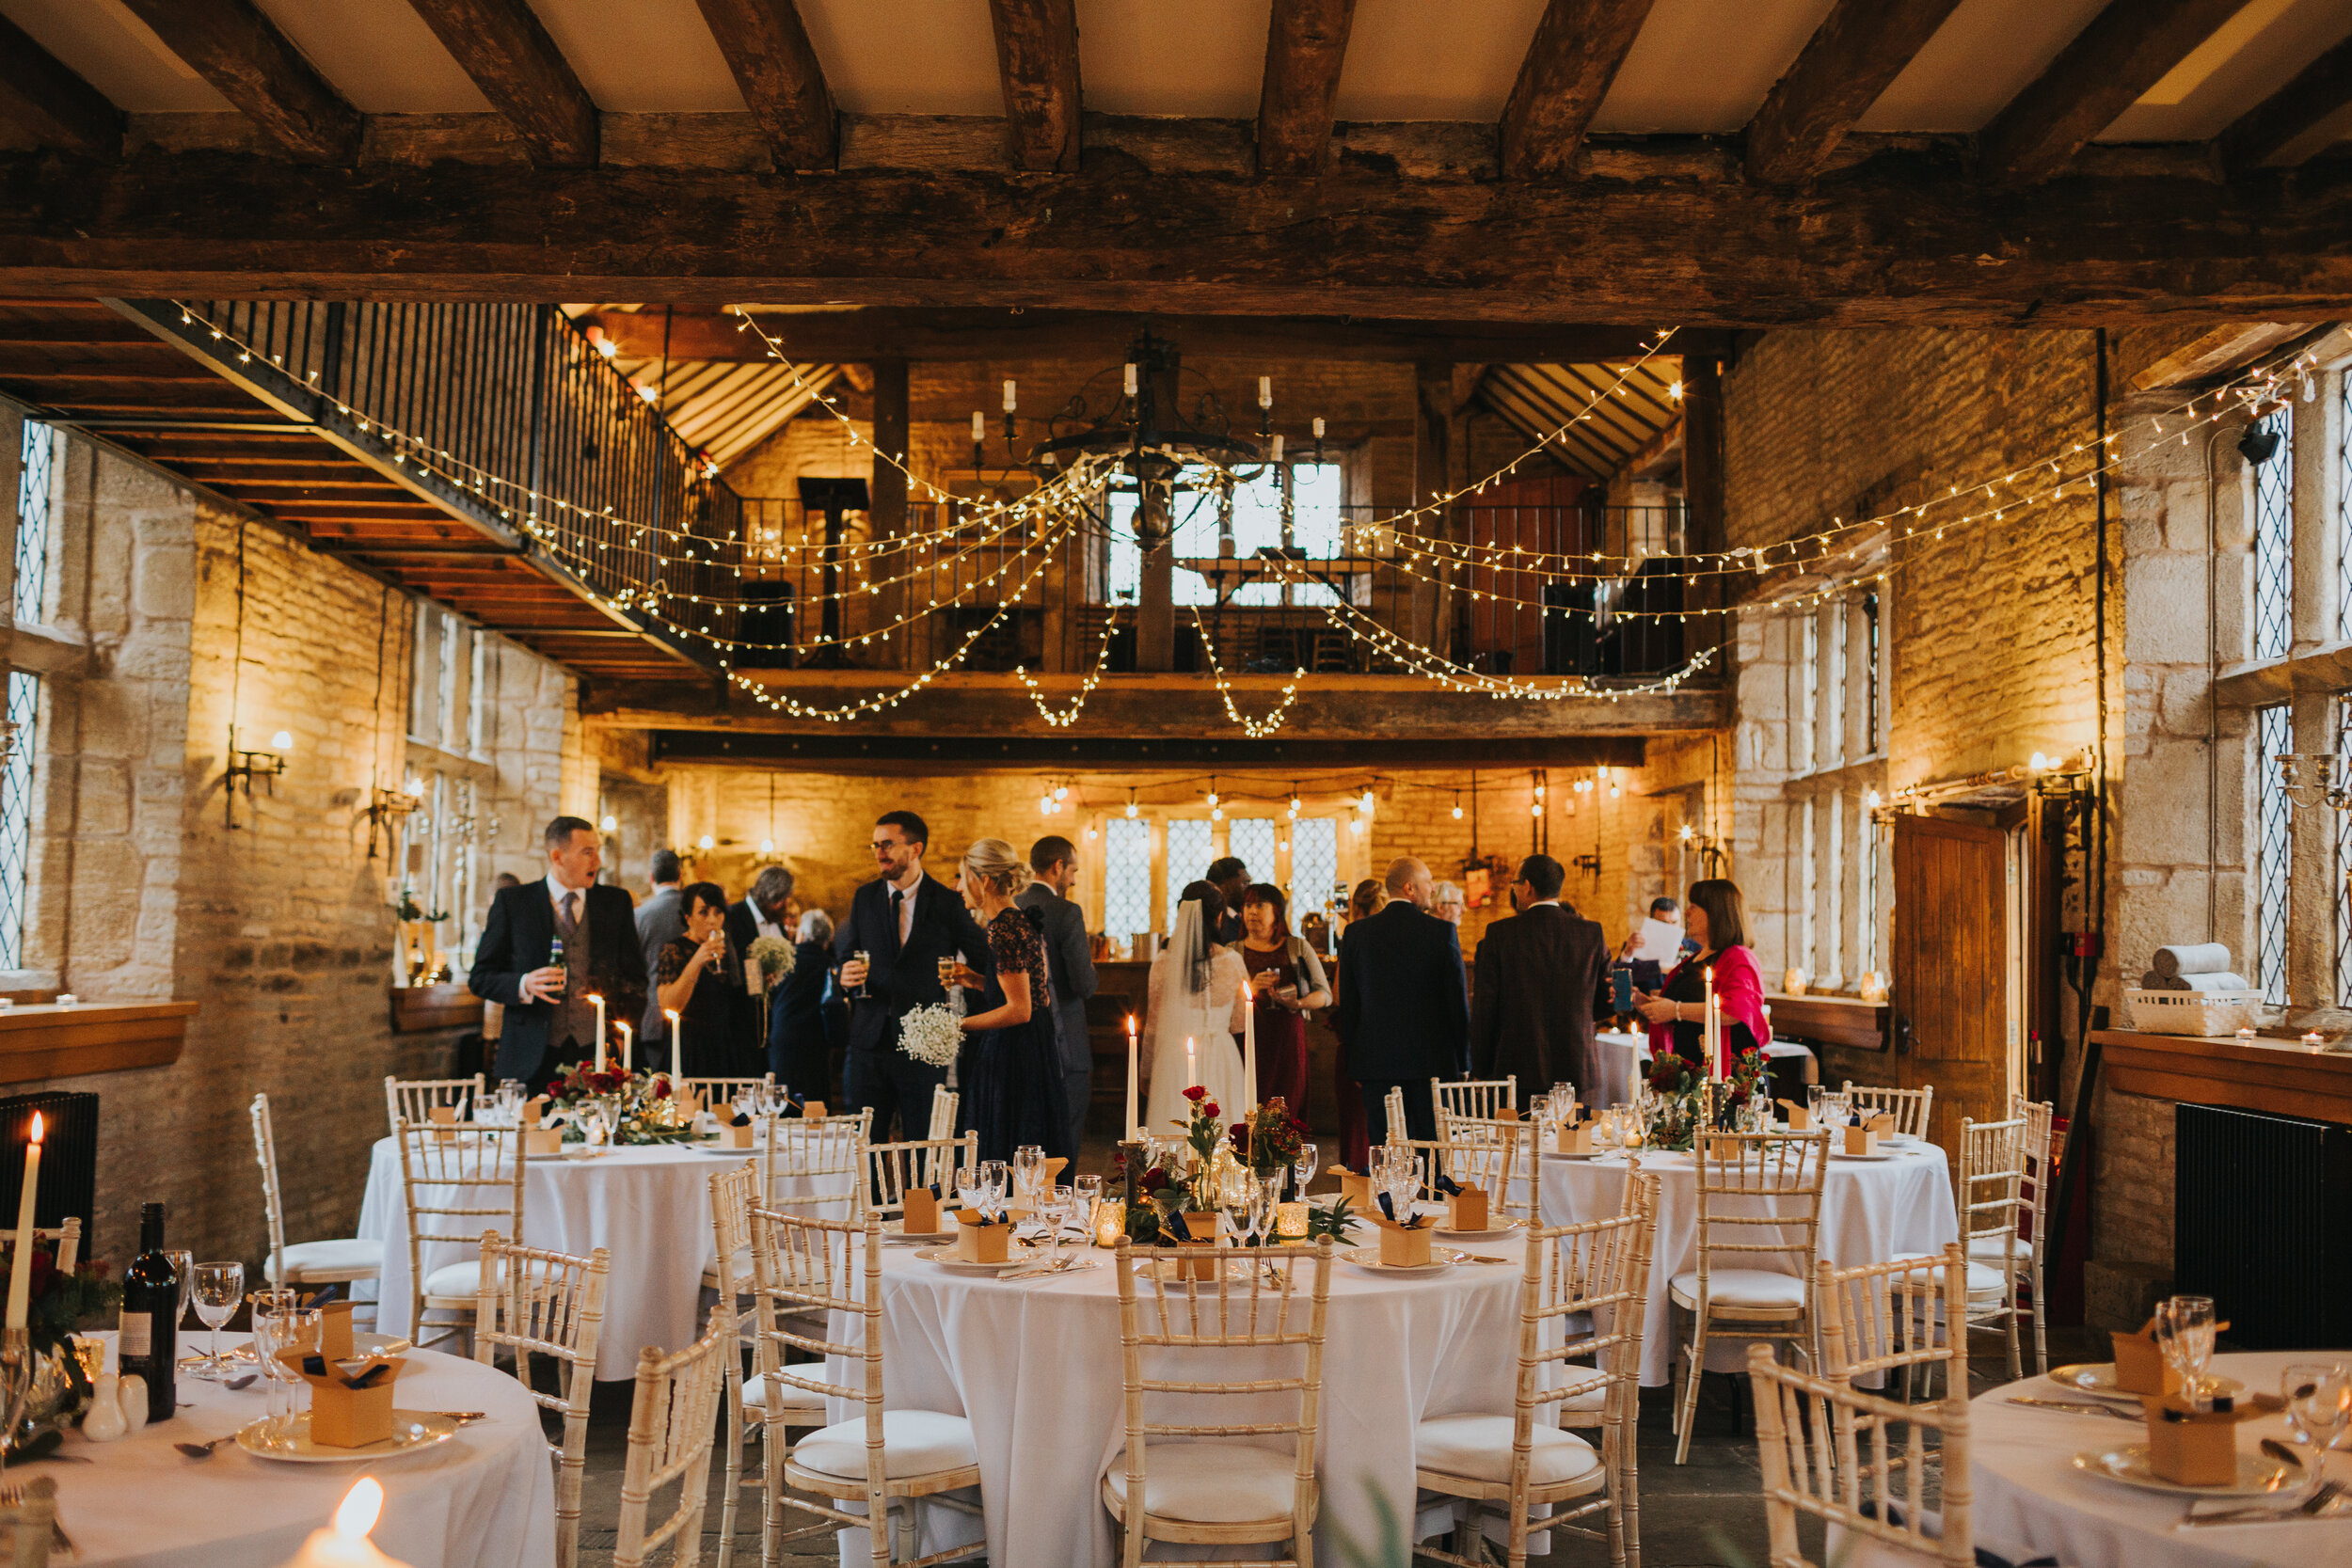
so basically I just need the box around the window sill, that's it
[2213,640,2352,709]
[0,1001,197,1085]
[390,982,482,1035]
[2093,1027,2352,1125]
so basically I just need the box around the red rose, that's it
[1230,1122,1250,1148]
[1183,1085,1207,1102]
[1200,1102,1219,1120]
[1142,1167,1169,1192]
[25,1247,53,1301]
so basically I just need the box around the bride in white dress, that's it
[1143,890,1251,1135]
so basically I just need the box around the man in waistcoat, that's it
[469,816,644,1095]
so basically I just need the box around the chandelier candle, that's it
[3,1112,40,1330]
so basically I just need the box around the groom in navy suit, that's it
[1335,857,1470,1145]
[834,811,993,1142]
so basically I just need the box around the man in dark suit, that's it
[469,816,644,1094]
[1206,855,1249,946]
[635,848,684,1058]
[834,811,993,1141]
[1334,857,1470,1145]
[726,864,796,1035]
[1471,854,1607,1097]
[1018,834,1096,1156]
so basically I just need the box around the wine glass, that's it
[1241,1172,1272,1249]
[166,1248,194,1333]
[2156,1295,2217,1398]
[977,1159,1009,1219]
[1073,1174,1103,1240]
[251,1299,319,1446]
[1042,1185,1074,1263]
[2281,1363,2352,1453]
[1012,1145,1046,1212]
[1293,1141,1320,1202]
[954,1164,985,1218]
[188,1261,244,1379]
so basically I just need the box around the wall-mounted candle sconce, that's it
[224,726,292,829]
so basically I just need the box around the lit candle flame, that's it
[25,1113,40,1146]
[333,1477,385,1539]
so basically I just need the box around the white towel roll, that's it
[2152,942,2232,979]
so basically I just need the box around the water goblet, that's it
[1073,1174,1104,1238]
[1293,1141,1320,1201]
[1012,1144,1046,1211]
[251,1299,319,1447]
[977,1159,1009,1219]
[954,1164,985,1218]
[189,1261,245,1380]
[1043,1184,1074,1263]
[2156,1294,2217,1398]
[2281,1362,2352,1453]
[1243,1172,1274,1248]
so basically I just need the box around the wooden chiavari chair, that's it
[2004,1095,2058,1377]
[1106,1239,1332,1567]
[251,1093,382,1297]
[393,1117,526,1352]
[1411,1175,1657,1568]
[685,1074,776,1112]
[702,1109,871,1300]
[925,1085,960,1143]
[754,1208,981,1568]
[384,1073,485,1135]
[1839,1082,1934,1141]
[1952,1115,2028,1380]
[865,1135,977,1222]
[1433,1075,1518,1125]
[1670,1128,1829,1464]
[1383,1085,1409,1143]
[472,1233,608,1568]
[1437,1110,1538,1222]
[1747,1341,1977,1568]
[1817,1244,1966,1411]
[612,1307,735,1568]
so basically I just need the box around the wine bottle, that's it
[119,1201,177,1425]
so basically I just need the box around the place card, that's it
[2142,1394,2261,1485]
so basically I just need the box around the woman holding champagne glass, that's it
[948,839,1073,1163]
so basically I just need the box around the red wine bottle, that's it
[119,1201,178,1424]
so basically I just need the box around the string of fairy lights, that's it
[173,301,2323,736]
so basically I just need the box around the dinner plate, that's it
[1344,1255,1454,1275]
[2048,1364,2244,1404]
[913,1247,1035,1274]
[1830,1149,1894,1161]
[884,1221,957,1245]
[687,1140,766,1156]
[1435,1221,1523,1241]
[2071,1444,2296,1499]
[236,1410,460,1463]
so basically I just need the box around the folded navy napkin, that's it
[1432,1172,1463,1197]
[1375,1192,1398,1222]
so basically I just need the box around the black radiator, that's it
[0,1092,99,1232]
[2174,1103,2352,1350]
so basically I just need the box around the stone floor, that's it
[562,1317,2098,1566]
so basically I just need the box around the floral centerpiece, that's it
[1232,1098,1306,1191]
[1643,1045,1771,1151]
[747,935,797,986]
[543,1061,702,1145]
[1,1239,119,1456]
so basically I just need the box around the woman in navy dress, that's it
[950,837,1073,1164]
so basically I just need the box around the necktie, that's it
[558,891,579,938]
[888,888,905,960]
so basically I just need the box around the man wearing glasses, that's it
[834,811,993,1139]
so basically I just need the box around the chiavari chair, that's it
[472,1233,608,1568]
[384,1073,485,1136]
[2003,1095,2058,1377]
[1436,1110,1538,1222]
[865,1135,977,1221]
[611,1307,735,1568]
[1817,1244,1965,1412]
[1433,1075,1518,1125]
[926,1085,960,1142]
[1950,1115,2028,1380]
[250,1094,383,1297]
[394,1117,526,1353]
[1837,1082,1934,1141]
[685,1074,776,1111]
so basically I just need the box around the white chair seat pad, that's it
[1414,1416,1603,1488]
[1670,1268,1806,1312]
[793,1411,977,1481]
[743,1371,828,1421]
[1890,1252,2010,1299]
[421,1255,554,1301]
[701,1248,754,1288]
[1966,1233,2035,1262]
[1104,1443,1303,1524]
[268,1239,383,1282]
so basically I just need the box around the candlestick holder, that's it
[0,1327,77,1465]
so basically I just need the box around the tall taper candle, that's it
[1704,967,1721,1081]
[1243,985,1258,1113]
[6,1112,43,1330]
[590,994,607,1072]
[615,1021,631,1073]
[1124,1015,1139,1138]
[1186,1036,1197,1092]
[666,1009,683,1085]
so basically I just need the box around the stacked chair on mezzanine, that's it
[1410,1174,1658,1568]
[471,1232,609,1568]
[610,1306,736,1568]
[1838,1082,1935,1141]
[1670,1124,1830,1464]
[1105,1238,1333,1567]
[394,1116,527,1353]
[1433,1075,1518,1126]
[753,1207,983,1568]
[385,1073,486,1135]
[249,1093,383,1305]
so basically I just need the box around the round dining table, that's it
[823,1226,1547,1568]
[355,1130,851,1379]
[53,1333,552,1567]
[1971,1350,2351,1567]
[1540,1137,1959,1386]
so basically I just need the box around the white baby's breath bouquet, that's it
[898,1003,963,1067]
[747,934,796,982]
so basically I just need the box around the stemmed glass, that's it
[166,1249,194,1344]
[1041,1185,1074,1265]
[2281,1363,2352,1455]
[1378,1143,1419,1223]
[977,1160,1009,1221]
[187,1261,245,1380]
[2155,1294,2217,1400]
[1073,1175,1103,1241]
[1241,1173,1272,1248]
[1012,1145,1046,1213]
[954,1164,985,1219]
[1292,1142,1319,1204]
[250,1296,319,1448]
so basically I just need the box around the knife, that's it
[2003,1396,2136,1420]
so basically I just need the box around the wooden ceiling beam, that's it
[1499,0,1660,179]
[6,150,2351,326]
[402,0,598,168]
[0,16,122,155]
[2220,32,2352,170]
[1257,0,1357,177]
[118,0,361,165]
[1745,0,1964,184]
[1979,0,2258,184]
[985,0,1081,172]
[691,0,836,171]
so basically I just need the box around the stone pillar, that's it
[1414,359,1452,659]
[869,359,910,669]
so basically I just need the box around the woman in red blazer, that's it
[1632,879,1769,1075]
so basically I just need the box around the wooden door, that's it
[1890,814,2010,1154]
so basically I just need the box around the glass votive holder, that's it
[2301,1030,2327,1049]
[70,1334,105,1386]
[1275,1201,1310,1242]
[1092,1199,1125,1248]
[54,994,75,1006]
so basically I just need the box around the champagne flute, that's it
[189,1261,244,1379]
[1012,1145,1046,1215]
[850,950,872,1000]
[937,957,958,989]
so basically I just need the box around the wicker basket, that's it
[2121,987,2264,1038]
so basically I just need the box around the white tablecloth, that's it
[829,1233,1535,1568]
[1541,1141,1959,1386]
[61,1334,552,1567]
[1972,1351,2352,1568]
[357,1132,847,1379]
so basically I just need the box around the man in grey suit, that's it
[634,847,684,1066]
[1017,834,1096,1155]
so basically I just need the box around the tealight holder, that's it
[1092,1198,1126,1248]
[1275,1201,1310,1241]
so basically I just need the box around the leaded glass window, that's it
[13,423,50,625]
[0,676,39,969]
[2253,410,2295,659]
[1227,818,1275,887]
[1290,816,1339,925]
[1165,818,1212,929]
[2256,703,2293,1006]
[1103,816,1152,944]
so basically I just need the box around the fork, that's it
[2178,1478,2342,1528]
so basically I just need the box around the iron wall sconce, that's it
[223,726,292,829]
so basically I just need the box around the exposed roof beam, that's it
[402,0,598,168]
[118,0,360,165]
[1257,0,1358,176]
[1499,0,1660,179]
[985,0,1081,172]
[1979,0,2258,184]
[2220,32,2352,170]
[691,0,836,171]
[581,309,1714,364]
[0,15,123,155]
[1745,0,1964,184]
[6,150,2349,327]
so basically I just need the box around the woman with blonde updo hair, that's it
[946,837,1073,1161]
